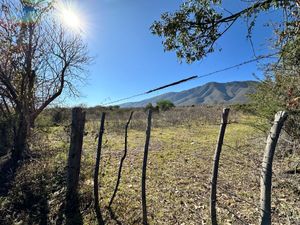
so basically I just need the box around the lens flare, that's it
[54,1,85,33]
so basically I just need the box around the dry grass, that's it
[1,106,299,224]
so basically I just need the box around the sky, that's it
[63,0,282,106]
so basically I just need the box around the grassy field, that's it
[1,106,299,224]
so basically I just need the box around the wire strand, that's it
[102,52,278,106]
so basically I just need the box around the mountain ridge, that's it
[120,80,258,108]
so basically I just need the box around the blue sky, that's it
[66,0,282,106]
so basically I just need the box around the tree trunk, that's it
[12,113,29,163]
[260,111,288,225]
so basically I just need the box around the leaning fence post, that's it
[109,111,134,208]
[210,108,230,225]
[66,107,86,225]
[142,110,152,225]
[260,111,288,225]
[94,112,106,225]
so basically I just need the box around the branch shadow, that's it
[65,192,83,225]
[108,207,123,225]
[0,155,18,196]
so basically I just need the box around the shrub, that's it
[108,105,120,110]
[156,100,175,111]
[50,108,69,126]
[250,35,300,160]
[251,36,300,142]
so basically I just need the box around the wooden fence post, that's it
[109,111,134,208]
[94,112,106,225]
[260,111,288,225]
[142,110,152,225]
[66,107,86,225]
[210,108,230,225]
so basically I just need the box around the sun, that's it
[55,1,84,33]
[61,8,80,29]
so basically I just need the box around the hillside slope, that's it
[121,80,258,108]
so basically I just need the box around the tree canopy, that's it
[151,0,300,63]
[156,100,175,111]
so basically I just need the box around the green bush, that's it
[156,100,175,111]
[35,108,70,128]
[35,114,53,128]
[108,105,120,110]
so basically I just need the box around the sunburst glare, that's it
[54,0,86,34]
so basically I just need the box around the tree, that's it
[151,0,299,63]
[0,0,90,162]
[156,100,175,111]
[144,102,153,111]
[151,0,300,141]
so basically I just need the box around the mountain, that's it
[120,81,258,108]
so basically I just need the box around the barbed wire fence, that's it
[59,52,299,224]
[61,104,294,224]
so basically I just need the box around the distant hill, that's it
[120,81,258,108]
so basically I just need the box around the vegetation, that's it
[251,36,300,144]
[156,100,175,111]
[51,108,70,126]
[0,0,90,163]
[151,0,300,167]
[145,100,175,112]
[108,105,121,110]
[0,0,299,224]
[145,103,157,112]
[150,0,299,142]
[151,0,299,63]
[0,106,299,224]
